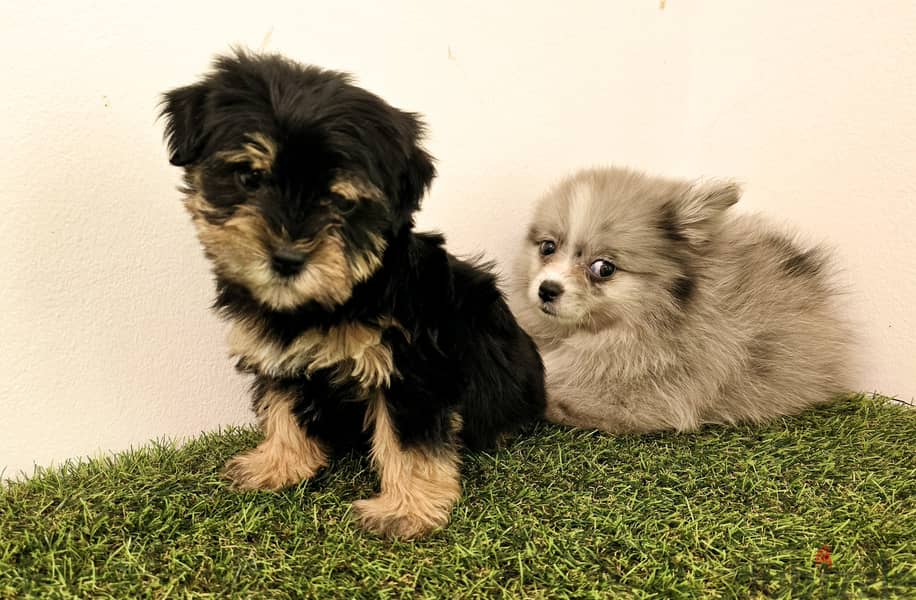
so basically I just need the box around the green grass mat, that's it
[1,395,913,598]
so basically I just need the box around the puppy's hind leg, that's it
[352,393,461,538]
[223,387,328,491]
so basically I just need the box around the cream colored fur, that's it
[227,317,400,388]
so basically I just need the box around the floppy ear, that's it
[673,181,740,245]
[400,145,436,212]
[160,83,209,166]
[391,114,436,230]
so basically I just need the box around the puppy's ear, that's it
[400,145,436,211]
[392,127,436,229]
[160,83,209,166]
[671,181,740,246]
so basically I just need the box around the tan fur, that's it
[511,167,852,433]
[346,231,387,284]
[184,201,384,312]
[188,200,357,310]
[215,132,278,172]
[179,135,388,311]
[352,393,461,538]
[228,317,403,388]
[329,174,384,203]
[223,388,328,490]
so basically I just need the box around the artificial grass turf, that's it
[1,395,913,599]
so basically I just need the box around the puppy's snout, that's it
[538,280,564,302]
[271,247,307,277]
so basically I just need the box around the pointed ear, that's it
[159,83,209,166]
[672,181,740,245]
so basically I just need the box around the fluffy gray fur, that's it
[509,167,852,433]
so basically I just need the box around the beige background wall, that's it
[2,1,913,477]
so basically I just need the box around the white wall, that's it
[2,1,913,477]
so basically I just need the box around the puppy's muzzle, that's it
[538,280,564,303]
[272,247,307,277]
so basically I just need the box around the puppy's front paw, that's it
[351,496,449,539]
[222,447,319,491]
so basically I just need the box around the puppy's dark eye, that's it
[236,168,265,192]
[539,240,557,257]
[329,193,356,215]
[588,259,616,279]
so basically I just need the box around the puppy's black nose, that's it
[272,248,307,277]
[538,280,564,302]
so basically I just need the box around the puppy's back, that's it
[697,214,852,425]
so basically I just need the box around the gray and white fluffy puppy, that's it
[510,167,852,433]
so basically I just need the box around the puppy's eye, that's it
[539,240,557,257]
[588,259,616,279]
[328,193,356,215]
[235,168,265,192]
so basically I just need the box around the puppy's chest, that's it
[227,318,402,389]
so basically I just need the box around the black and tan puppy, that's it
[160,51,545,538]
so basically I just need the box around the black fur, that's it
[669,275,696,307]
[162,52,433,232]
[160,51,545,459]
[657,203,696,309]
